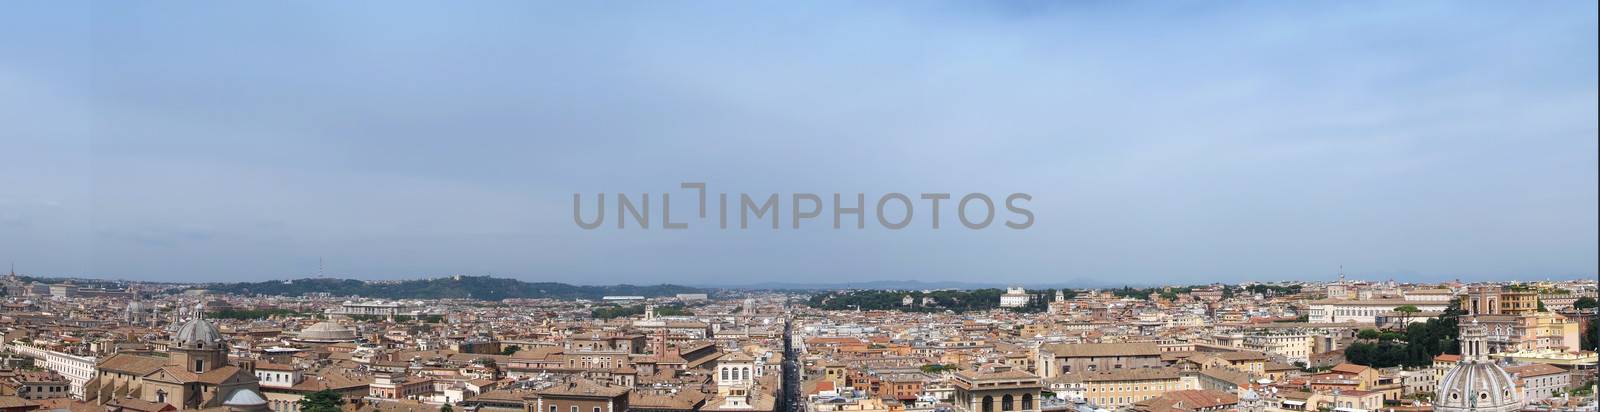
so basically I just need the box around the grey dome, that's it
[174,317,225,349]
[222,388,268,407]
[298,321,358,341]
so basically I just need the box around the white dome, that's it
[222,388,268,407]
[1435,320,1524,412]
[1435,361,1522,412]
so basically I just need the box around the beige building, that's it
[1505,363,1569,402]
[1058,367,1195,408]
[951,367,1041,412]
[1035,343,1161,378]
[1240,332,1315,364]
[525,380,629,412]
[85,313,266,410]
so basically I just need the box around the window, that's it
[195,360,204,372]
[550,406,557,412]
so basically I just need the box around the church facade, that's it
[86,307,266,411]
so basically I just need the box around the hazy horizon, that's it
[3,2,1597,284]
[10,271,1597,288]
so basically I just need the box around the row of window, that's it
[1092,395,1151,406]
[975,394,1034,412]
[1088,383,1178,393]
[547,405,603,412]
[720,366,752,381]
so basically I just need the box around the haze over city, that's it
[2,2,1596,284]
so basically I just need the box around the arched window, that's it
[1002,394,1014,411]
[743,367,751,380]
[982,396,994,412]
[721,368,729,381]
[1022,394,1033,410]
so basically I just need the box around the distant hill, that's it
[202,276,706,300]
[716,278,1154,290]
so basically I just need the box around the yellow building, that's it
[1064,367,1195,408]
[1529,312,1580,351]
[1500,291,1539,315]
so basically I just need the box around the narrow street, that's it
[781,315,801,412]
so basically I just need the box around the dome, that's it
[1435,361,1522,412]
[297,321,358,342]
[174,317,226,349]
[222,388,268,407]
[1435,319,1524,412]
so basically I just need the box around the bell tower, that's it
[1459,319,1489,362]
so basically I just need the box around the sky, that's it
[1,2,1596,286]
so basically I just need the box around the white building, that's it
[1401,288,1456,302]
[7,343,96,399]
[254,362,303,389]
[327,300,421,318]
[999,287,1031,308]
[1307,298,1447,324]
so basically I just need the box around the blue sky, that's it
[1,2,1596,285]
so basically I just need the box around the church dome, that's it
[222,388,268,407]
[1434,319,1524,412]
[1435,361,1521,412]
[174,317,225,349]
[298,321,358,342]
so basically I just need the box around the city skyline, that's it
[3,2,1597,284]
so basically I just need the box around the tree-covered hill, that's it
[807,288,1072,313]
[201,276,705,300]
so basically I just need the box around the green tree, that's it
[1393,305,1421,328]
[1582,316,1598,352]
[501,345,522,356]
[1358,328,1381,340]
[440,404,454,412]
[299,390,345,412]
[1574,297,1597,310]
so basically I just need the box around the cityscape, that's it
[3,3,1597,412]
[0,273,1594,412]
